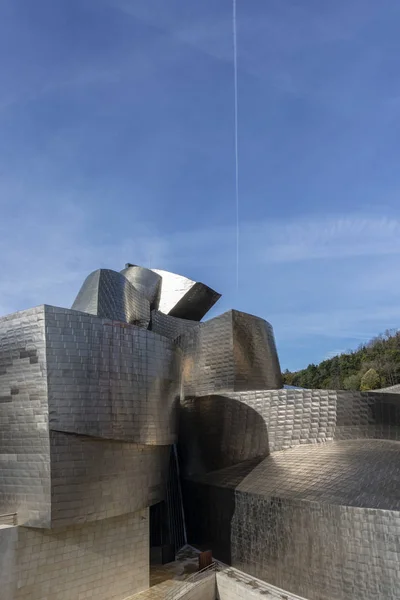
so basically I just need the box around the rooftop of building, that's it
[189,439,400,511]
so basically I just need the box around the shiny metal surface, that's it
[46,306,181,445]
[183,386,400,600]
[197,439,400,509]
[179,395,270,477]
[186,440,400,600]
[177,310,282,398]
[180,388,400,476]
[121,264,162,310]
[0,305,180,528]
[0,306,50,527]
[230,441,400,600]
[71,268,150,327]
[3,259,400,600]
[1,511,150,600]
[50,432,169,527]
[150,309,199,340]
[152,268,221,320]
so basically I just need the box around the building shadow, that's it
[178,395,269,564]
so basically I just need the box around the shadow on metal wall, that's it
[178,395,270,563]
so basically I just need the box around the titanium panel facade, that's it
[0,511,149,600]
[185,441,400,600]
[232,493,400,600]
[46,306,181,445]
[177,310,282,398]
[121,264,162,310]
[4,258,400,600]
[150,309,199,340]
[180,388,400,474]
[0,307,50,527]
[50,432,169,527]
[231,440,400,600]
[179,395,269,477]
[71,269,150,327]
[152,268,221,320]
[0,306,177,528]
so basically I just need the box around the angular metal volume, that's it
[0,306,179,528]
[177,309,283,397]
[152,268,221,321]
[71,268,150,326]
[150,309,199,340]
[120,264,162,310]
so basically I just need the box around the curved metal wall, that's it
[177,310,283,398]
[120,264,162,310]
[71,269,150,327]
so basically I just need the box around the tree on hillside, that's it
[343,373,361,390]
[359,368,381,391]
[282,329,400,390]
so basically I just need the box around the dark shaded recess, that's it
[150,445,186,565]
[183,481,235,563]
[369,397,400,426]
[182,458,262,565]
[178,395,269,563]
[335,392,400,431]
[178,395,269,478]
[166,444,186,556]
[169,284,221,321]
[150,501,174,565]
[20,349,37,358]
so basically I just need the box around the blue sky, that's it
[2,0,400,371]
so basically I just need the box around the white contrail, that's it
[233,0,239,291]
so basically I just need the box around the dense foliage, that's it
[282,329,400,390]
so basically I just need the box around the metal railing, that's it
[164,561,219,600]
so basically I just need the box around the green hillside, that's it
[282,329,400,391]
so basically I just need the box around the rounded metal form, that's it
[120,264,162,311]
[71,268,150,326]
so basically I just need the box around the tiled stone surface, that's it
[71,269,150,327]
[0,511,149,600]
[0,306,51,526]
[177,310,282,398]
[46,306,181,445]
[50,432,169,527]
